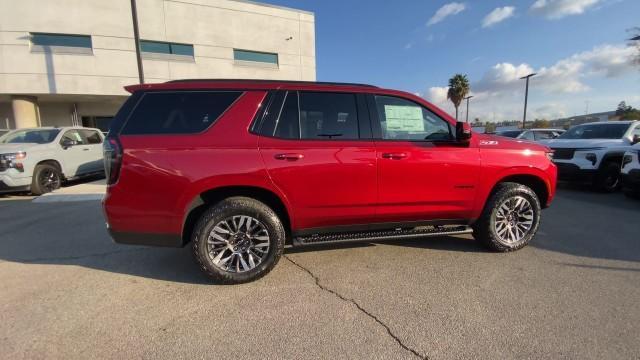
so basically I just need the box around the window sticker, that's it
[384,105,424,132]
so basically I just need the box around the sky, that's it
[267,0,640,122]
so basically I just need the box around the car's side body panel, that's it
[103,80,557,247]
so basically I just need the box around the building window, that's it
[234,49,278,67]
[140,40,194,61]
[30,33,92,54]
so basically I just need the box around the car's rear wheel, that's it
[593,162,620,192]
[473,182,541,252]
[192,197,285,284]
[31,163,62,195]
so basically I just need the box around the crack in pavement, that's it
[284,255,429,360]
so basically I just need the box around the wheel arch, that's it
[35,159,63,176]
[493,174,549,208]
[474,168,552,220]
[600,151,625,169]
[181,185,292,246]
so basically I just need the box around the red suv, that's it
[103,80,557,283]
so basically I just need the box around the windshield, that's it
[0,129,61,144]
[496,130,522,138]
[558,123,629,140]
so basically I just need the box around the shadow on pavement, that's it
[1,187,638,285]
[532,186,640,263]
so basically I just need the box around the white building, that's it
[0,0,316,132]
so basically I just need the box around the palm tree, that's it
[447,74,470,121]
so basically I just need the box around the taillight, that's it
[103,137,122,185]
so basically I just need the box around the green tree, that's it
[447,74,470,121]
[616,101,640,120]
[485,122,496,133]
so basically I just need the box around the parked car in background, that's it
[103,79,557,284]
[622,143,640,198]
[0,127,105,195]
[542,121,640,192]
[495,129,565,141]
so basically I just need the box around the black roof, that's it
[165,79,378,88]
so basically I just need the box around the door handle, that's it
[82,148,90,151]
[381,152,408,160]
[274,153,304,161]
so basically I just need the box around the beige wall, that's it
[0,0,316,97]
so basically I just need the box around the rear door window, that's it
[80,130,103,144]
[299,92,359,140]
[60,130,86,145]
[122,91,242,135]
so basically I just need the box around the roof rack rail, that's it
[165,79,378,88]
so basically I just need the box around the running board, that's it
[293,225,472,247]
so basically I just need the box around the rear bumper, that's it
[622,169,640,191]
[554,162,596,182]
[108,229,184,247]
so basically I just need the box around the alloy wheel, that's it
[494,196,535,245]
[39,169,61,193]
[207,215,270,273]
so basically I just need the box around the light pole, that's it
[520,73,536,129]
[464,95,473,123]
[130,0,144,84]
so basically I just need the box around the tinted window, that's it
[559,123,630,139]
[81,130,103,144]
[1,129,60,144]
[122,91,242,135]
[374,95,452,141]
[520,131,535,140]
[534,131,554,140]
[234,49,278,65]
[274,92,300,139]
[496,130,522,138]
[31,33,91,48]
[140,40,194,57]
[60,130,86,145]
[299,92,359,140]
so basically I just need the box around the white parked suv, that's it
[541,121,640,192]
[0,127,105,195]
[622,143,640,198]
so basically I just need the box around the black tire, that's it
[472,182,542,252]
[31,163,62,195]
[192,197,285,284]
[592,162,620,193]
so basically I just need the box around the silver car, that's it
[0,127,104,195]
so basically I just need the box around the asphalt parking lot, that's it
[1,186,639,360]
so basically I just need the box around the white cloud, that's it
[482,6,516,28]
[423,43,636,121]
[529,0,600,19]
[427,2,466,26]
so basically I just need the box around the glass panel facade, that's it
[31,33,92,48]
[234,49,278,64]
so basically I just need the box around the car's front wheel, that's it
[593,161,620,192]
[473,182,541,252]
[192,197,285,284]
[31,163,62,195]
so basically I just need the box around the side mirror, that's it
[61,138,76,149]
[456,122,472,143]
[632,135,640,145]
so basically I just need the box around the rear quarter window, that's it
[121,91,242,135]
